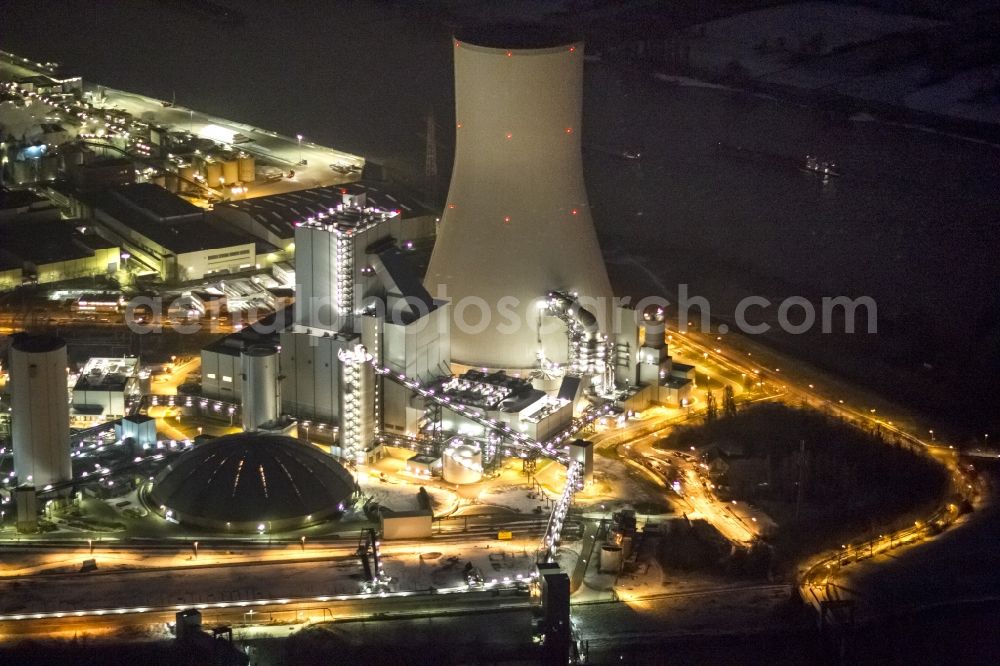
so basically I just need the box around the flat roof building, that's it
[71,357,141,422]
[211,181,436,256]
[88,183,256,281]
[0,216,120,290]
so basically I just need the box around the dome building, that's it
[149,433,356,532]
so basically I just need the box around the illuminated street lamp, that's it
[192,541,199,559]
[296,133,303,163]
[928,429,935,442]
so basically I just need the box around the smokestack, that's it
[425,25,613,370]
[10,334,71,488]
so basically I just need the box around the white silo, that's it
[241,344,279,431]
[424,25,613,370]
[10,334,71,488]
[238,155,256,183]
[442,439,483,485]
[222,158,239,186]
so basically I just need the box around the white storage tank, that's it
[10,334,71,489]
[237,155,255,183]
[241,344,279,431]
[599,545,623,573]
[222,158,239,185]
[205,160,223,188]
[442,440,483,485]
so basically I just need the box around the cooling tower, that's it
[425,26,613,370]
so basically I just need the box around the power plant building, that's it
[193,29,685,472]
[71,356,141,422]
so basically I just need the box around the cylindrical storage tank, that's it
[424,26,613,370]
[222,159,239,185]
[240,344,279,431]
[599,545,623,573]
[179,165,197,193]
[238,155,255,183]
[205,161,223,188]
[10,334,71,488]
[442,441,483,485]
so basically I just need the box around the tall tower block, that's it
[10,334,71,488]
[425,25,613,370]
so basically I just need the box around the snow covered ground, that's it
[681,1,1000,130]
[687,1,940,78]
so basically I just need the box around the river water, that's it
[2,0,997,435]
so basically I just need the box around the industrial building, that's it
[201,194,450,461]
[200,309,288,404]
[427,370,573,443]
[84,183,257,281]
[149,432,356,532]
[194,29,699,472]
[70,356,141,423]
[0,212,120,290]
[9,334,71,489]
[116,413,157,446]
[211,181,437,259]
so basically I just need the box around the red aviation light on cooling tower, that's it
[503,216,511,224]
[505,132,513,140]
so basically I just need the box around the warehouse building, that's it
[88,183,256,281]
[71,356,141,423]
[211,181,436,259]
[0,216,120,290]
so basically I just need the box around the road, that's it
[653,327,984,617]
[0,588,532,642]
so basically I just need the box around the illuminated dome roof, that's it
[149,433,355,532]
